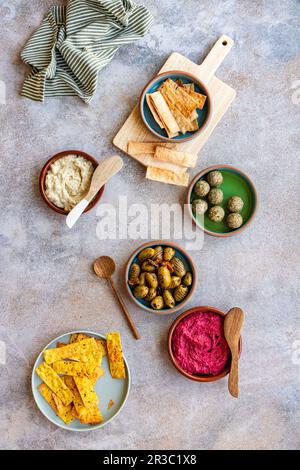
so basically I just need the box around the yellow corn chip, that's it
[106,332,126,379]
[35,362,73,405]
[43,338,101,366]
[146,166,189,187]
[154,147,198,168]
[52,360,100,379]
[52,393,74,424]
[74,376,99,408]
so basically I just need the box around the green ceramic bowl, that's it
[187,165,258,237]
[32,331,130,431]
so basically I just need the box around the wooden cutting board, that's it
[113,35,236,168]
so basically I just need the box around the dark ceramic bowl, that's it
[168,306,242,382]
[140,71,212,142]
[125,240,197,314]
[39,150,104,215]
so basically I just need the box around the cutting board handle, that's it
[198,35,234,84]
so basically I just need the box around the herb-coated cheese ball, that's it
[226,213,243,229]
[227,196,244,213]
[208,206,225,222]
[194,179,210,197]
[207,170,223,187]
[208,188,223,205]
[192,199,208,216]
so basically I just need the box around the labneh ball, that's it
[226,213,243,229]
[194,179,210,197]
[227,196,244,213]
[208,206,225,222]
[192,199,208,216]
[207,170,223,187]
[208,188,223,205]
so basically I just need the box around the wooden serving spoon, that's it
[224,307,245,398]
[93,256,140,340]
[66,155,123,228]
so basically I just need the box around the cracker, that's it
[73,376,99,408]
[38,383,58,413]
[146,94,164,129]
[64,376,102,424]
[127,141,177,155]
[52,393,74,424]
[52,360,100,379]
[106,332,126,379]
[148,92,180,137]
[35,362,73,405]
[146,166,189,187]
[43,338,101,366]
[159,79,198,118]
[154,147,198,168]
[79,403,103,425]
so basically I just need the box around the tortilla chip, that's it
[52,393,74,424]
[52,360,100,379]
[146,166,189,187]
[43,338,101,366]
[35,362,73,405]
[73,376,98,408]
[148,92,180,137]
[154,147,198,168]
[127,141,177,155]
[106,332,126,379]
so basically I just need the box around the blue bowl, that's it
[125,241,197,314]
[140,70,212,142]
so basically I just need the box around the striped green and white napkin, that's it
[21,0,153,103]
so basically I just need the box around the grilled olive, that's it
[151,296,164,310]
[138,247,155,262]
[145,287,157,302]
[158,266,171,288]
[145,272,158,288]
[163,247,175,261]
[169,275,181,289]
[182,272,192,287]
[163,290,175,308]
[138,272,147,286]
[129,263,140,283]
[134,285,149,299]
[174,285,189,302]
[141,260,156,272]
[170,257,186,278]
[152,245,163,262]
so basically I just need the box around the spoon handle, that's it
[108,278,140,340]
[228,351,239,398]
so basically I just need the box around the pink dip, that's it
[171,311,230,376]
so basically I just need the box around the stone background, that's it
[0,0,299,450]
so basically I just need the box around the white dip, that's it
[45,155,94,212]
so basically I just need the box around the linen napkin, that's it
[21,0,153,103]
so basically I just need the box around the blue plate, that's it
[140,71,211,142]
[32,331,131,431]
[125,241,197,314]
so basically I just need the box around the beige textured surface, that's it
[0,0,299,450]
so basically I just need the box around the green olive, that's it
[129,263,140,284]
[163,290,175,308]
[163,247,175,261]
[158,266,171,288]
[174,285,189,302]
[134,285,149,299]
[145,287,157,302]
[145,272,158,288]
[138,247,155,262]
[182,272,193,287]
[151,296,164,310]
[169,276,181,289]
[170,257,186,278]
[141,260,156,272]
[152,245,163,262]
[138,272,147,286]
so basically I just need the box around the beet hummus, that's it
[172,311,230,376]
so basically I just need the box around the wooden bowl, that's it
[140,71,212,142]
[39,150,104,215]
[125,240,197,314]
[187,164,258,237]
[168,306,242,382]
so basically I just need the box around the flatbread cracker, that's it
[43,338,101,366]
[69,333,107,359]
[148,92,180,137]
[146,94,164,129]
[64,376,102,424]
[52,360,100,379]
[127,141,177,155]
[159,79,198,118]
[52,393,74,424]
[146,166,190,187]
[74,376,99,408]
[35,362,73,405]
[106,332,126,379]
[154,147,198,168]
[38,383,58,413]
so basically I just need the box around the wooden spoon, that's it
[66,155,123,228]
[93,256,140,340]
[224,307,245,398]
